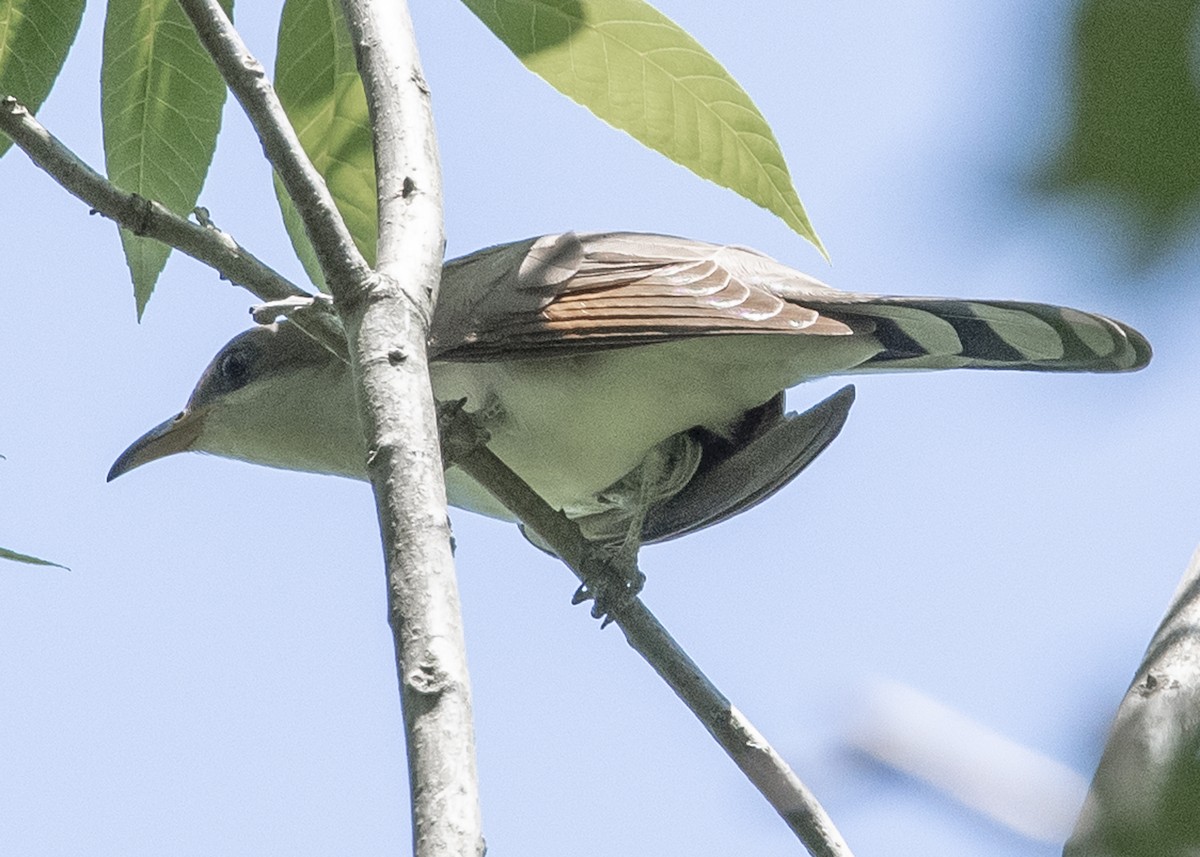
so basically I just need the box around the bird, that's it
[108,231,1150,563]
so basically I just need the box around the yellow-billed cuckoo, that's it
[108,231,1151,551]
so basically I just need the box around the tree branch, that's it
[337,0,482,854]
[175,0,372,296]
[0,96,348,362]
[174,1,479,855]
[342,0,443,281]
[441,406,854,857]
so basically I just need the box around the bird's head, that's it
[108,322,365,482]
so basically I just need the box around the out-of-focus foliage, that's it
[0,0,85,158]
[1039,0,1200,260]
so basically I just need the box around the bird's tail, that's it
[813,298,1151,373]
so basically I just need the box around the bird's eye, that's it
[219,350,251,388]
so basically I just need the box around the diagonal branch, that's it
[0,96,347,362]
[441,406,854,857]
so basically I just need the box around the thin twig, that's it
[0,96,348,362]
[441,407,855,857]
[175,0,372,296]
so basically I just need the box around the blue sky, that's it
[2,2,1197,855]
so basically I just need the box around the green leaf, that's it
[274,0,376,290]
[460,0,824,256]
[1037,0,1200,261]
[0,546,67,569]
[0,0,85,158]
[101,0,231,317]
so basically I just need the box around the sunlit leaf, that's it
[101,0,231,316]
[460,0,824,256]
[274,0,376,290]
[0,0,85,157]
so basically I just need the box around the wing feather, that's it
[430,232,854,360]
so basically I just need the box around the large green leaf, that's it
[101,0,231,317]
[0,546,66,569]
[274,0,376,290]
[0,0,85,157]
[460,0,824,256]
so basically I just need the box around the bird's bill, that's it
[107,410,207,482]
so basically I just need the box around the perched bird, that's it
[109,231,1150,553]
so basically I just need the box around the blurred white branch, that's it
[850,679,1088,843]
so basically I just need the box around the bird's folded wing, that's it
[428,231,857,361]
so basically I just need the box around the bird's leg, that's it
[570,494,656,623]
[572,439,697,623]
[615,448,668,559]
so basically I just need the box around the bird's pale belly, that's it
[431,334,879,520]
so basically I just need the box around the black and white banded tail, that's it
[818,298,1151,373]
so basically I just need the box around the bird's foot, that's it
[436,398,491,466]
[572,544,645,627]
[250,293,335,325]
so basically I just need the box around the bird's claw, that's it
[573,551,645,627]
[436,399,491,466]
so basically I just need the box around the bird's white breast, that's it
[431,334,880,519]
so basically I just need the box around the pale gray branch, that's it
[340,0,444,282]
[175,2,478,854]
[339,1,481,854]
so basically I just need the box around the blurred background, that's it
[2,1,1197,854]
